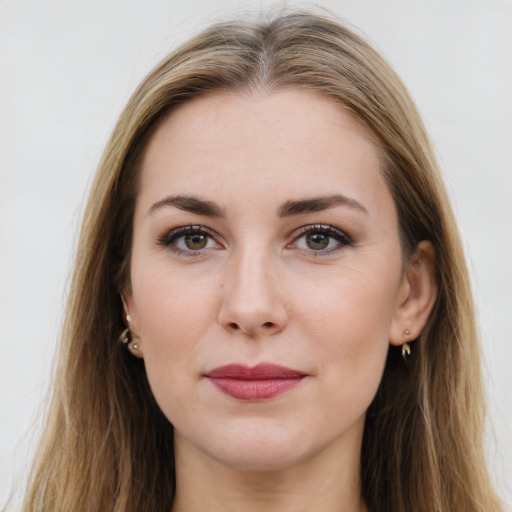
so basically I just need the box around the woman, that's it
[22,9,503,512]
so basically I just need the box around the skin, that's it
[124,89,436,512]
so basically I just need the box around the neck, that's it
[171,430,367,512]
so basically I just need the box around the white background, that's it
[1,0,511,508]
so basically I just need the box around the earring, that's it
[120,293,131,324]
[401,328,411,360]
[120,294,141,354]
[401,342,411,359]
[119,327,131,344]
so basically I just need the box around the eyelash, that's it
[156,224,352,257]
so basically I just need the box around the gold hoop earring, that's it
[401,342,411,360]
[119,327,131,344]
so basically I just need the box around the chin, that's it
[178,416,344,473]
[208,441,310,472]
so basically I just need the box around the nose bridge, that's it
[219,240,287,336]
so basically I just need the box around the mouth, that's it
[204,363,307,401]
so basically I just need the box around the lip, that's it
[204,363,307,401]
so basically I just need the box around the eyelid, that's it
[157,224,215,243]
[293,223,350,239]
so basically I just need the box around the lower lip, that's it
[208,377,304,401]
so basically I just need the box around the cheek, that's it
[132,267,219,406]
[290,264,399,408]
[293,262,400,346]
[133,256,218,343]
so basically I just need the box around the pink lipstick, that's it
[205,363,306,401]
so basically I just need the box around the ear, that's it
[389,240,437,346]
[121,286,144,359]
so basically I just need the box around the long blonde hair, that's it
[23,9,502,511]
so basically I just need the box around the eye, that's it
[292,224,351,254]
[157,225,221,255]
[180,232,209,250]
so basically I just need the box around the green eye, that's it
[184,233,208,250]
[293,224,352,254]
[305,232,329,250]
[158,225,219,254]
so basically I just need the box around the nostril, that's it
[263,322,274,328]
[229,322,239,330]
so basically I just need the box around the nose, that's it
[218,247,288,337]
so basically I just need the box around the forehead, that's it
[137,89,392,218]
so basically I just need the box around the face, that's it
[125,89,412,471]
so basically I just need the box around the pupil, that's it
[185,233,207,250]
[306,232,329,250]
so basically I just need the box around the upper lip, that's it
[205,363,307,380]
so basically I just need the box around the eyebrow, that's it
[147,195,225,217]
[278,194,368,217]
[147,193,368,218]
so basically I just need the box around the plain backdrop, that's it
[1,0,511,508]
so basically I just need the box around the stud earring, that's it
[132,342,139,351]
[120,293,131,324]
